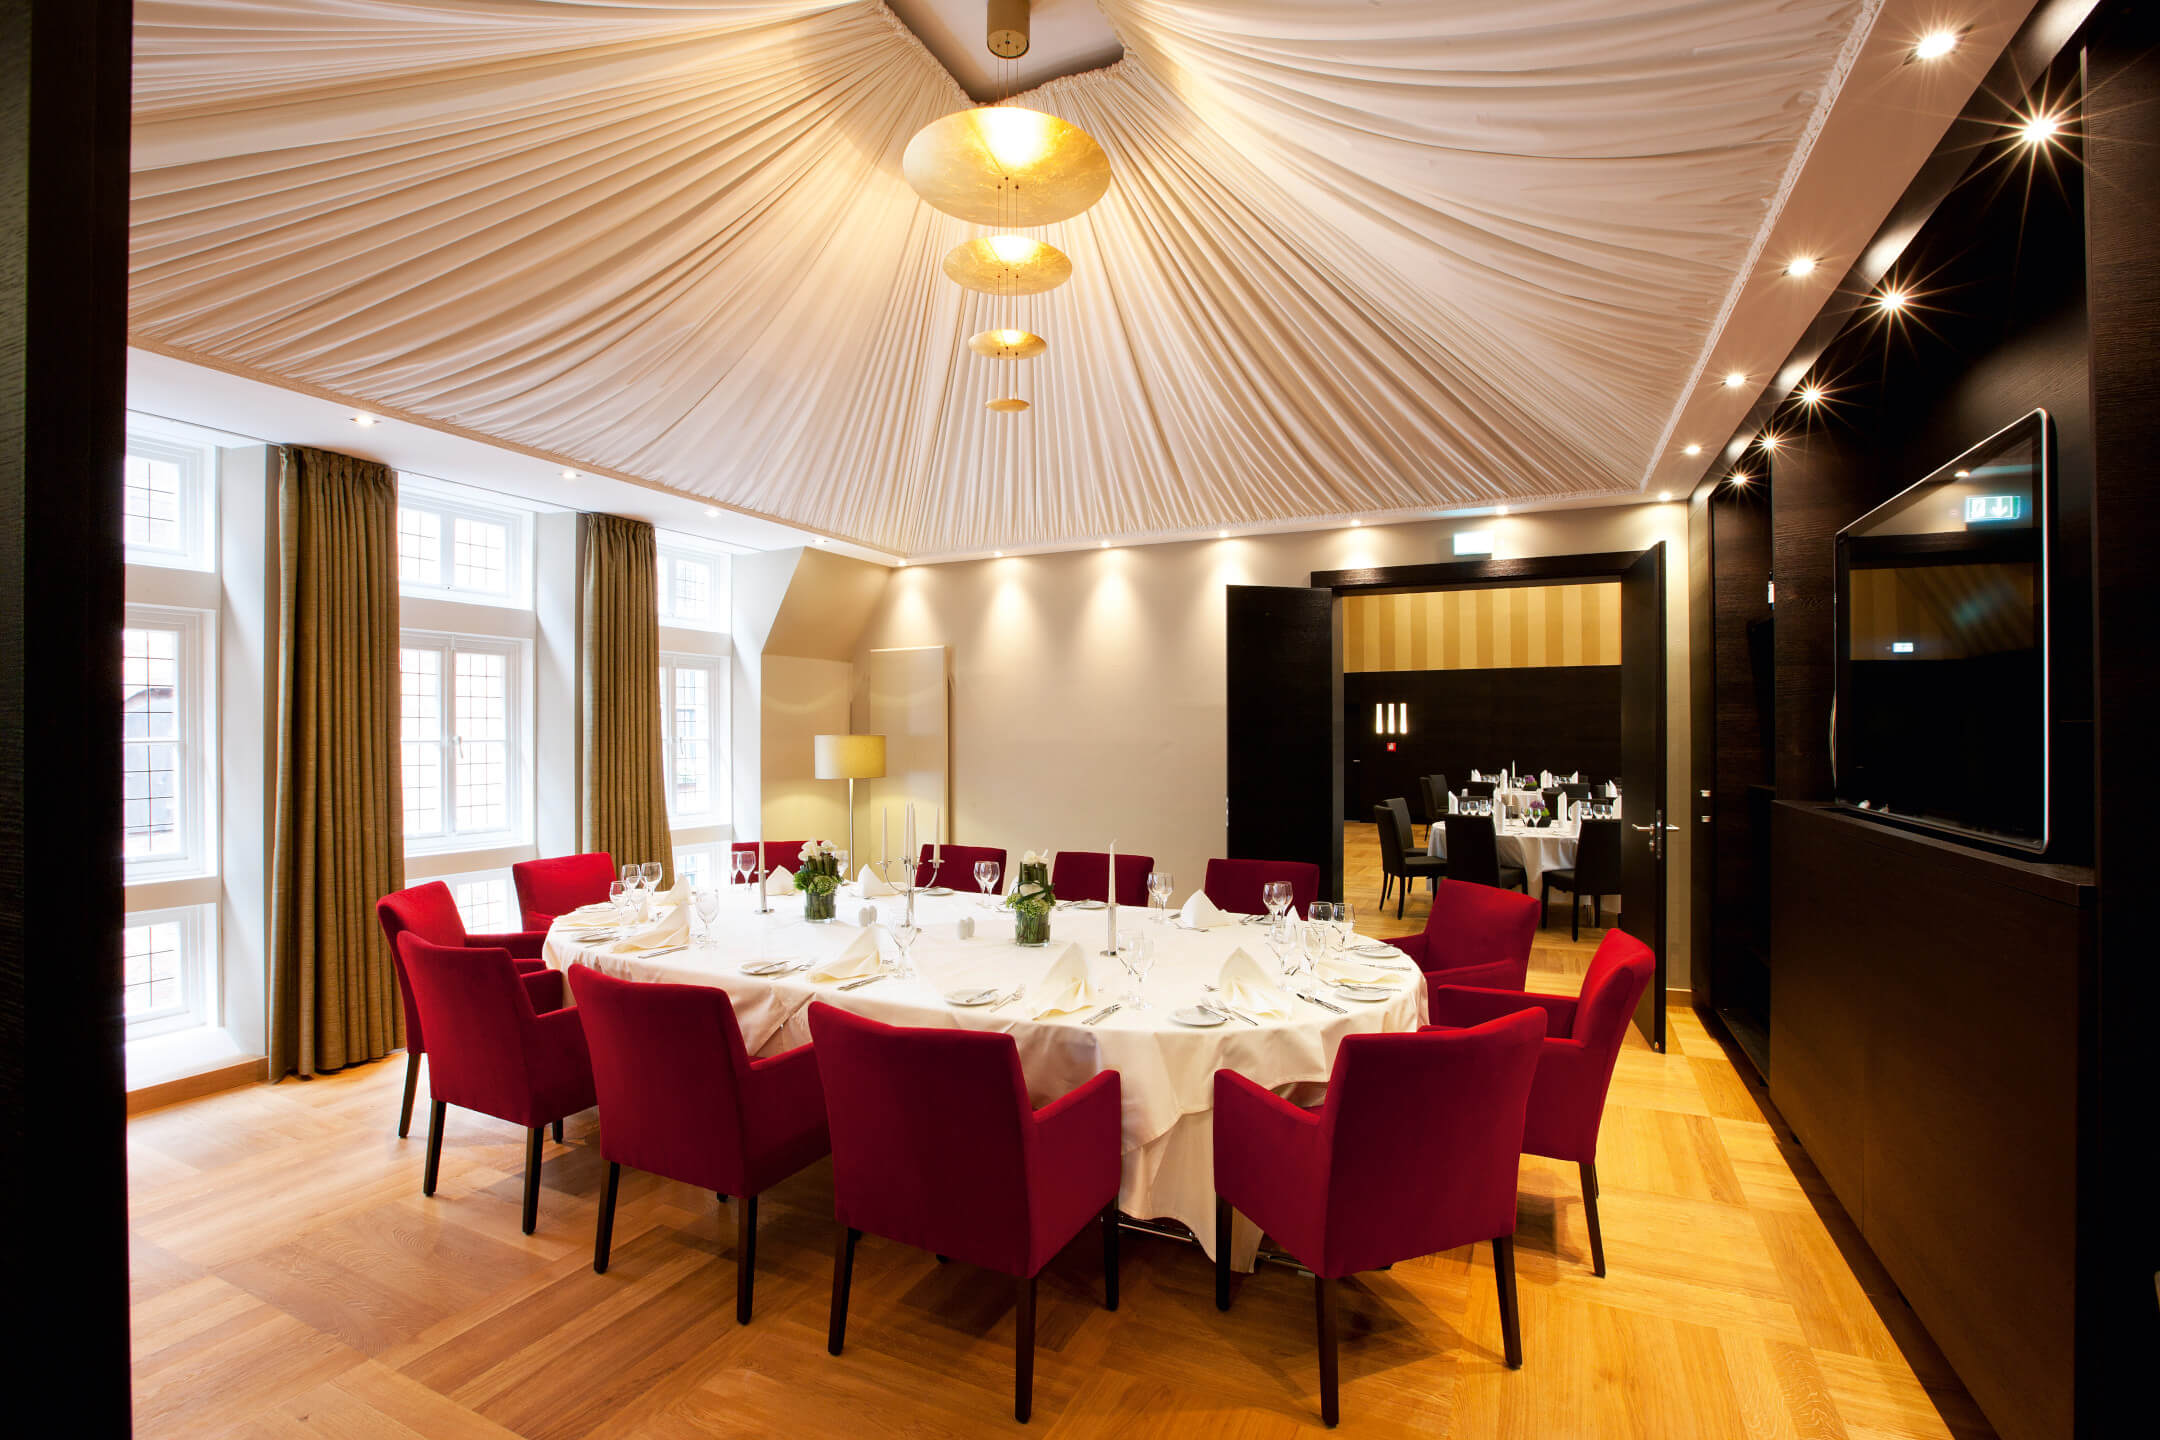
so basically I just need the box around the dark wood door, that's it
[1619,544,1669,1050]
[1226,585,1341,899]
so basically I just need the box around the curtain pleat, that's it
[270,444,404,1079]
[581,512,674,884]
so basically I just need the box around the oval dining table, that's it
[544,884,1428,1270]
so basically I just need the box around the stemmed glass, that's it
[1334,900,1357,951]
[640,860,664,898]
[1305,902,1335,977]
[1147,870,1175,921]
[886,922,922,979]
[974,859,1002,908]
[1116,930,1155,1010]
[695,888,721,949]
[732,849,755,886]
[608,880,628,921]
[1262,880,1293,940]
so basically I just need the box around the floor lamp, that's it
[814,734,886,876]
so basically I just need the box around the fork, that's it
[1200,986,1260,1025]
[991,984,1027,1011]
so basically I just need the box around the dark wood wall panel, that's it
[1226,586,1343,896]
[1708,489,1774,1027]
[1343,667,1621,820]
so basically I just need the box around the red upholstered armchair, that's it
[397,936,595,1235]
[1051,849,1154,906]
[511,851,615,930]
[1213,1010,1547,1426]
[916,842,1007,892]
[570,965,829,1323]
[1203,858,1320,918]
[731,840,810,880]
[808,1003,1122,1423]
[1428,927,1656,1276]
[376,881,550,1139]
[1380,879,1539,997]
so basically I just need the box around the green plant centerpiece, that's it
[1005,852,1054,947]
[793,840,842,922]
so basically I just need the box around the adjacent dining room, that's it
[5,2,2156,1439]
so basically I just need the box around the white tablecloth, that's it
[1429,821,1581,899]
[545,888,1426,1268]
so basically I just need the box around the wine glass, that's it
[640,860,663,896]
[975,859,1002,907]
[620,862,640,894]
[1334,900,1358,952]
[695,888,721,948]
[1117,930,1155,1010]
[732,849,755,886]
[1147,869,1175,921]
[608,880,628,920]
[886,922,922,979]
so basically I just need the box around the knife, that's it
[1298,990,1349,1015]
[838,974,885,991]
[1082,1003,1122,1025]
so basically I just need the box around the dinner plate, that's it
[1351,942,1397,956]
[1330,983,1394,1002]
[740,959,799,976]
[1071,899,1107,910]
[924,886,955,896]
[944,987,1002,1007]
[1170,1006,1227,1027]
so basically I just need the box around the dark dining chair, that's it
[1203,858,1320,919]
[1379,879,1539,994]
[1443,814,1527,893]
[1051,849,1154,906]
[1462,778,1498,801]
[731,840,810,879]
[398,936,594,1235]
[1418,774,1450,839]
[1542,818,1624,938]
[1428,928,1656,1276]
[809,1003,1122,1423]
[570,965,829,1322]
[1559,781,1594,806]
[1213,1010,1548,1425]
[916,842,1007,892]
[511,851,615,930]
[376,881,550,1139]
[1374,803,1445,919]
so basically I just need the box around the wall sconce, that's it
[1373,703,1409,736]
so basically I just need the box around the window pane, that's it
[452,516,508,593]
[121,627,183,858]
[453,649,509,833]
[400,647,443,837]
[671,665,711,815]
[121,920,184,1019]
[672,558,710,623]
[398,508,442,585]
[124,455,185,552]
[452,876,512,932]
[677,847,711,889]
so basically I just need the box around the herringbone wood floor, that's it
[125,826,1993,1438]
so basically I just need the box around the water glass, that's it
[886,922,922,979]
[1334,900,1357,949]
[1262,880,1292,939]
[1147,870,1174,920]
[695,888,721,947]
[975,859,1002,906]
[732,849,755,885]
[640,860,663,893]
[608,880,628,920]
[1118,930,1155,1009]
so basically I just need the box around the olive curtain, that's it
[269,445,405,1079]
[581,513,673,884]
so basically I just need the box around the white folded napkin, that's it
[856,865,895,897]
[657,878,691,911]
[608,906,690,954]
[565,901,616,919]
[1178,890,1229,930]
[1031,943,1102,1017]
[807,928,882,982]
[1215,948,1290,1018]
[763,866,795,895]
[1447,791,1459,813]
[1314,956,1404,988]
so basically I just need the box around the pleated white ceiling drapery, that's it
[129,0,1875,559]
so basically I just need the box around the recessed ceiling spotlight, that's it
[993,550,1004,558]
[1913,30,1959,61]
[1099,540,1109,548]
[560,469,580,480]
[813,538,826,545]
[1722,372,1747,389]
[350,413,377,427]
[1496,505,1509,516]
[1876,287,1909,313]
[1798,385,1825,406]
[1954,469,1971,478]
[703,506,720,517]
[1784,256,1818,277]
[2018,111,2063,145]
[1658,490,1673,502]
[1730,472,1750,485]
[1218,529,1229,539]
[1758,434,1781,452]
[1683,443,1703,457]
[1349,519,1362,527]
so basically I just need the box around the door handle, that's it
[1631,823,1656,832]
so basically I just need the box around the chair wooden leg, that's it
[1494,1236,1522,1368]
[398,1050,421,1138]
[552,1116,564,1143]
[520,1127,545,1234]
[1101,1201,1120,1311]
[734,1193,758,1324]
[1214,1196,1233,1311]
[827,1226,860,1355]
[421,1100,446,1196]
[594,1161,620,1273]
[1014,1274,1037,1423]
[1315,1273,1340,1427]
[1581,1161,1606,1277]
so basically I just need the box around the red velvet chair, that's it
[1380,879,1539,998]
[511,851,615,931]
[570,965,829,1322]
[1050,849,1154,906]
[1428,927,1656,1276]
[376,881,550,1139]
[916,842,1007,892]
[1213,1010,1547,1426]
[397,935,595,1234]
[731,840,810,880]
[1202,858,1320,918]
[809,1003,1122,1423]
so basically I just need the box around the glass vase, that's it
[804,887,836,923]
[1014,907,1051,947]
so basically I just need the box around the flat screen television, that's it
[1833,409,2050,853]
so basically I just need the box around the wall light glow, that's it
[1784,256,1818,277]
[1913,31,1959,61]
[1683,443,1702,456]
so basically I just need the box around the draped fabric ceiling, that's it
[130,0,1874,559]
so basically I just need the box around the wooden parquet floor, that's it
[124,826,1996,1439]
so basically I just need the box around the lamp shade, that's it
[814,733,886,781]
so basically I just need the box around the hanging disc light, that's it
[985,397,1031,412]
[903,106,1110,227]
[943,235,1072,295]
[968,327,1047,360]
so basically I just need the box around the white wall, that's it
[856,502,1696,986]
[759,654,852,848]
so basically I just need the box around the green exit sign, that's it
[1964,494,2023,523]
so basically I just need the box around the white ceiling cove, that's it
[126,0,2016,561]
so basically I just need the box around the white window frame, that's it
[659,651,728,827]
[656,543,729,632]
[400,628,532,858]
[123,603,217,884]
[123,431,217,573]
[396,481,533,611]
[426,865,519,934]
[122,902,219,1041]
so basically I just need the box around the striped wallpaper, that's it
[1343,583,1622,672]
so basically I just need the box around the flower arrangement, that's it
[794,840,842,921]
[1005,850,1055,946]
